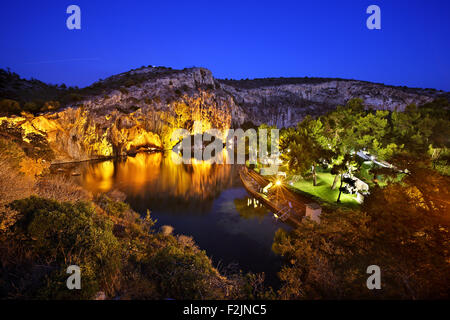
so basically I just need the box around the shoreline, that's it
[49,149,164,166]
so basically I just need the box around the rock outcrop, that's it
[1,66,446,163]
[219,79,440,127]
[0,108,162,163]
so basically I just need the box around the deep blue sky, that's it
[0,0,449,90]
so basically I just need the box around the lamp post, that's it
[274,179,282,205]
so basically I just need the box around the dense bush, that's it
[273,170,450,299]
[0,189,260,299]
[0,99,21,114]
[0,197,121,299]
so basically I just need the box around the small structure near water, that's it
[305,203,322,223]
[239,167,305,226]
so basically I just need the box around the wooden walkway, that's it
[239,167,310,226]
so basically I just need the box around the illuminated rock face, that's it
[1,66,439,162]
[0,108,162,163]
[0,88,237,163]
[219,80,436,127]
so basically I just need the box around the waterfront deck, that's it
[239,167,310,226]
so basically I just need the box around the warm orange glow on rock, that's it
[0,89,233,163]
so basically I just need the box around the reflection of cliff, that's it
[78,152,237,214]
[80,153,162,193]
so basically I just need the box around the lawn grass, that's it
[290,171,360,209]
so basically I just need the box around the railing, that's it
[241,168,290,221]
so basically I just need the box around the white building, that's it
[305,203,322,223]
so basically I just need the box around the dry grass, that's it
[160,225,174,236]
[177,235,196,249]
[105,189,127,201]
[35,175,92,202]
[0,159,34,233]
[0,157,93,233]
[0,159,34,205]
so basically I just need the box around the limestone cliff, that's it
[0,66,446,163]
[219,78,442,127]
[0,109,162,163]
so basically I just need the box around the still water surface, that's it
[65,152,288,287]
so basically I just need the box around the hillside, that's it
[0,66,448,162]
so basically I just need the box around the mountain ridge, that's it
[0,66,448,163]
[2,66,447,118]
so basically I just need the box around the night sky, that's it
[0,0,449,90]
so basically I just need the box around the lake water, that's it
[58,152,288,287]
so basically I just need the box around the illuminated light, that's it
[275,180,282,186]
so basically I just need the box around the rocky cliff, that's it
[219,78,444,127]
[0,66,446,163]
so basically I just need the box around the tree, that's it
[282,117,331,186]
[258,123,277,152]
[0,99,21,114]
[272,165,450,299]
[360,169,450,299]
[321,99,394,158]
[273,209,372,299]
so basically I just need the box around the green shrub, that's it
[0,99,21,114]
[3,196,121,299]
[95,194,129,218]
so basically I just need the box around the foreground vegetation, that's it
[0,94,449,299]
[273,166,449,299]
[272,98,450,299]
[0,136,269,300]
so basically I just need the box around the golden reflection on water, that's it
[80,152,235,202]
[83,160,116,192]
[72,151,284,286]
